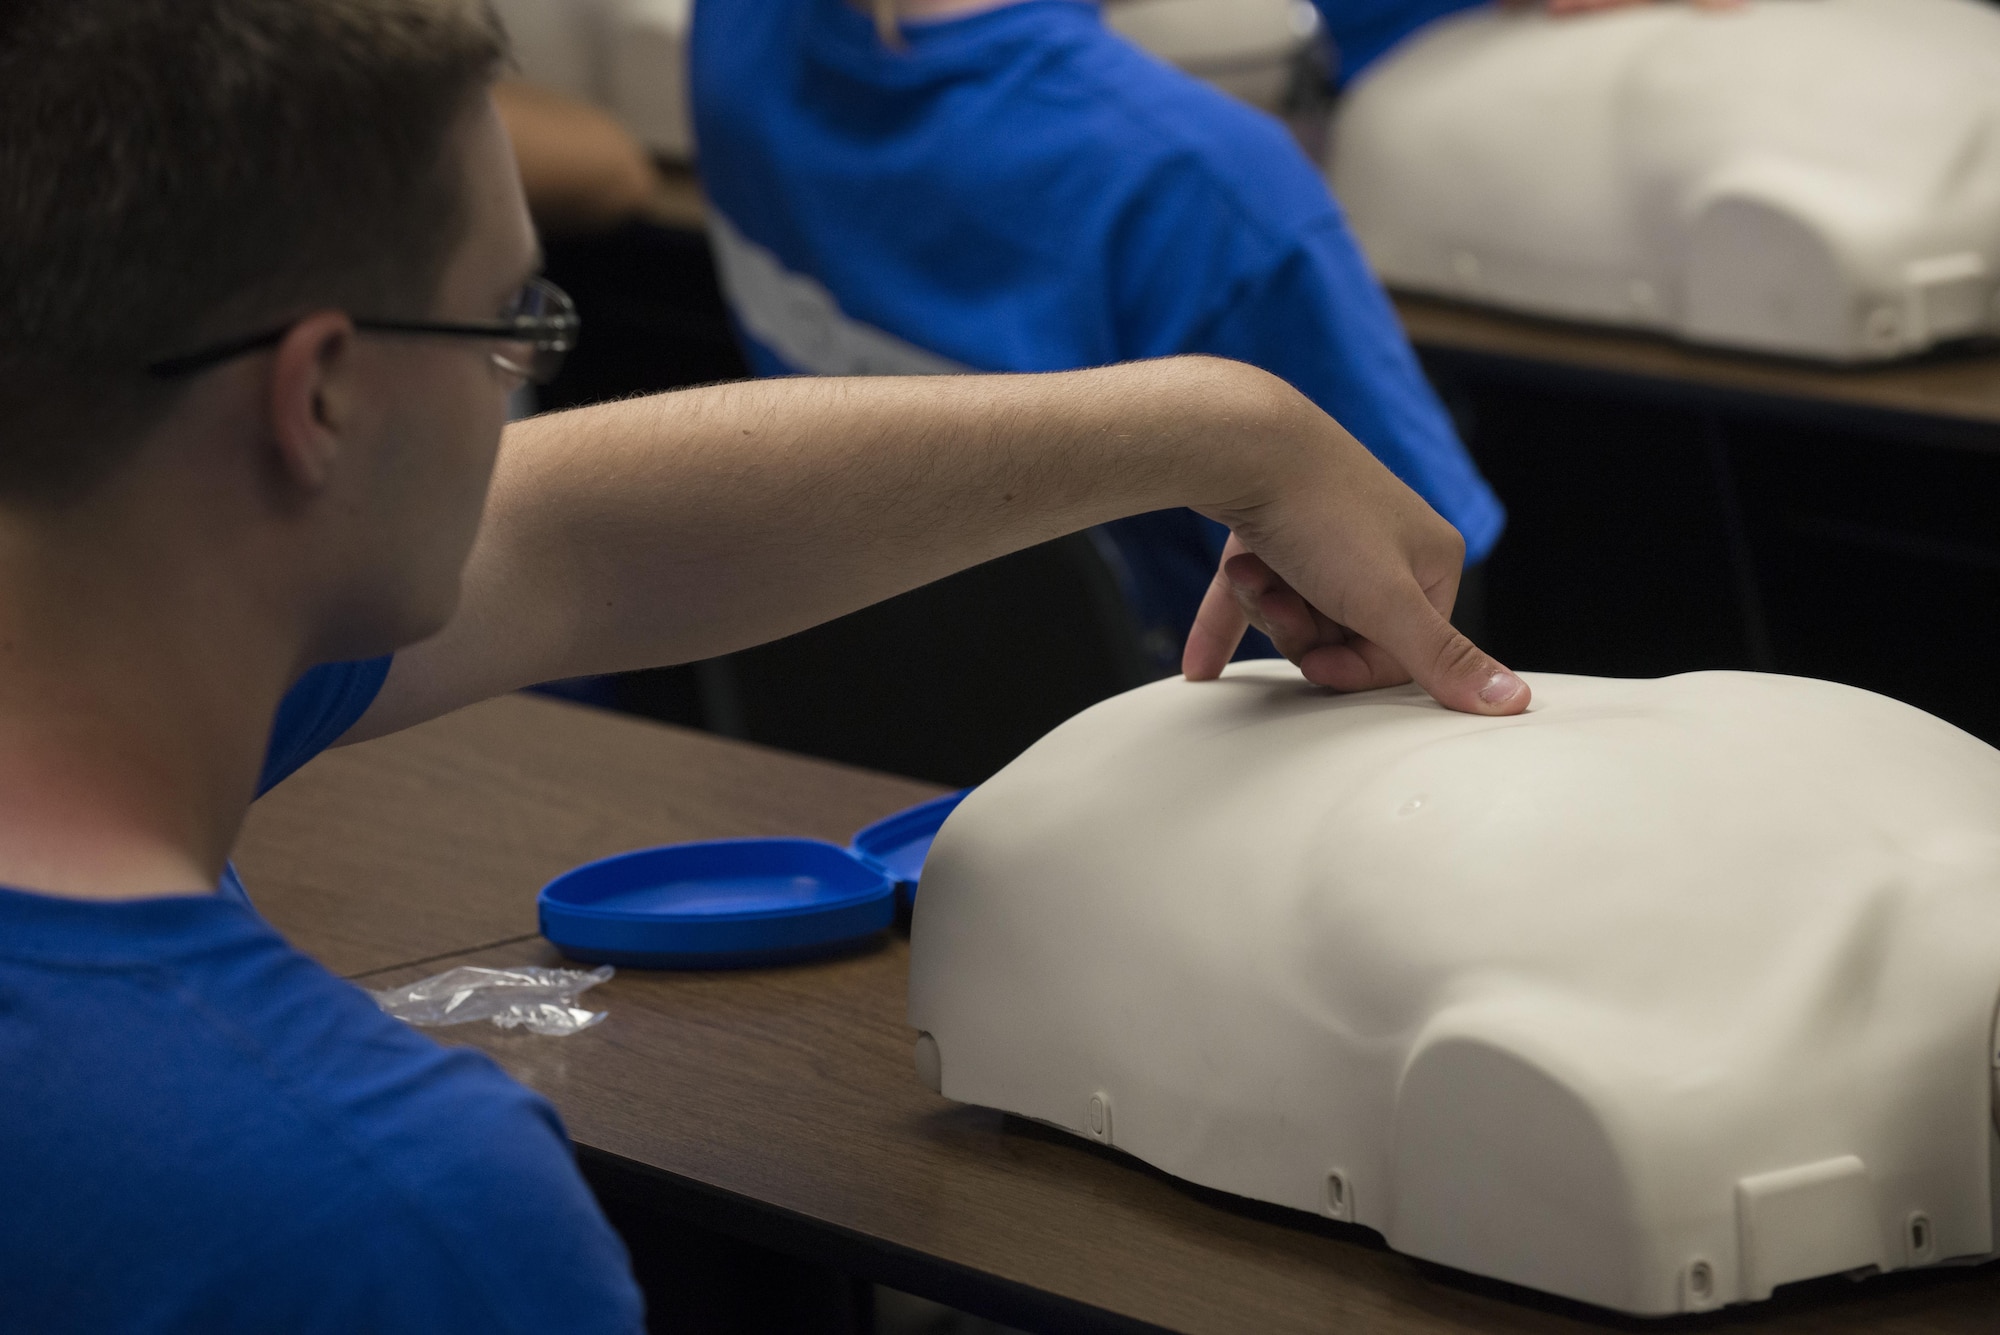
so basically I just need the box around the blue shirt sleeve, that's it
[256,657,394,797]
[1312,0,1490,80]
[1184,216,1506,562]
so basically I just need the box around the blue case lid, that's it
[538,837,894,969]
[849,789,971,905]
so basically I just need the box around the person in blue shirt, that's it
[692,0,1506,665]
[0,0,1528,1329]
[4,661,641,1333]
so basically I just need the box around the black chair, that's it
[613,533,1159,787]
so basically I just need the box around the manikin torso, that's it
[909,663,2000,1314]
[1326,0,2000,361]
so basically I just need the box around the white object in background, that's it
[488,0,615,103]
[1327,0,2000,362]
[606,0,696,162]
[909,662,2000,1314]
[486,0,695,162]
[1106,0,1320,112]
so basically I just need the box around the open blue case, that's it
[539,789,969,969]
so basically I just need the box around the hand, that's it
[1182,440,1530,717]
[359,358,1530,743]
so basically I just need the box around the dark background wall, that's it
[1431,361,2000,748]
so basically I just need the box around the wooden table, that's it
[239,693,2000,1333]
[1394,293,2000,439]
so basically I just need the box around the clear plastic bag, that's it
[368,964,613,1037]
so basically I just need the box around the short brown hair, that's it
[0,0,509,505]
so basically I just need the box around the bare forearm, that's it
[471,360,1302,671]
[524,360,1316,659]
[357,356,1522,741]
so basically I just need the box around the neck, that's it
[0,462,307,901]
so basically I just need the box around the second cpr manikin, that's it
[908,664,2000,1314]
[1327,0,2000,360]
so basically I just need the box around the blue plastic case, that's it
[849,789,970,909]
[538,837,894,969]
[538,792,971,968]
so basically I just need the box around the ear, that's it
[265,311,361,493]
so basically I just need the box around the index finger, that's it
[1182,558,1252,681]
[1348,579,1531,715]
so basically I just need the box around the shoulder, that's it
[1037,18,1343,245]
[1023,29,1353,335]
[0,914,639,1332]
[193,940,641,1328]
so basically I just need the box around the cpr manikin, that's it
[908,663,2000,1314]
[1327,0,2000,361]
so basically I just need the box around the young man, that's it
[0,0,1526,1328]
[691,0,1507,667]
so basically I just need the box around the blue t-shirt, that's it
[1313,0,1488,81]
[692,0,1503,658]
[0,659,644,1334]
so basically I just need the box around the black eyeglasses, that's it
[145,276,581,385]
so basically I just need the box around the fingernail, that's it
[1478,671,1525,706]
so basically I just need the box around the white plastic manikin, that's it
[1103,0,1320,113]
[1326,0,2000,362]
[908,662,2000,1314]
